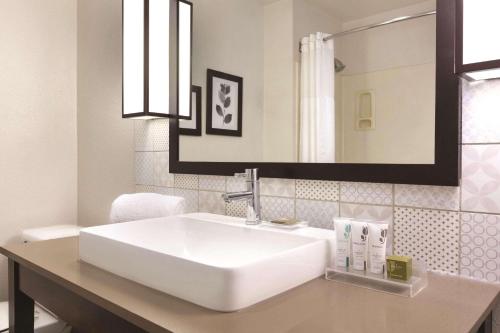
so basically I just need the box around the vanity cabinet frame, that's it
[169,0,460,186]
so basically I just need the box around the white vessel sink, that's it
[79,213,333,312]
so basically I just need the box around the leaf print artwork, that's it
[207,69,243,136]
[216,83,233,127]
[216,105,223,117]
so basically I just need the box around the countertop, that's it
[1,237,499,333]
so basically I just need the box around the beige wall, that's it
[262,0,295,162]
[77,0,135,227]
[341,64,436,163]
[180,0,264,162]
[337,2,436,164]
[0,0,78,300]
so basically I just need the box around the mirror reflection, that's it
[179,0,436,164]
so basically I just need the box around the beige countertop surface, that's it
[1,237,499,333]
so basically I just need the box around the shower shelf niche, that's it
[355,90,375,130]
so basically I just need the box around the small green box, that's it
[386,255,412,281]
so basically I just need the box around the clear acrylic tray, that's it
[325,261,428,297]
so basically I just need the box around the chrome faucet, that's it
[222,169,261,225]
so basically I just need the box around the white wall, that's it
[262,0,295,162]
[77,0,136,227]
[0,0,78,300]
[180,0,264,162]
[341,64,436,163]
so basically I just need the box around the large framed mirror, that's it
[169,0,459,186]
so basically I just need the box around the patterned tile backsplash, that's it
[461,213,500,283]
[462,144,500,214]
[340,182,393,205]
[394,207,460,274]
[134,79,500,325]
[462,79,500,144]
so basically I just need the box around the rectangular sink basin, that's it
[79,213,330,312]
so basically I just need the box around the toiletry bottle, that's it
[351,221,369,271]
[368,223,389,274]
[334,218,352,268]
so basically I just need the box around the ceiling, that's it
[260,0,432,21]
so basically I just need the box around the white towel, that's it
[109,193,186,224]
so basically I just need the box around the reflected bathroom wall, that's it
[180,0,436,164]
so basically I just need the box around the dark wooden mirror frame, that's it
[169,0,460,186]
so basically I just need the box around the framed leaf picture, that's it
[206,69,243,137]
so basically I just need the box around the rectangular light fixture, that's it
[122,0,192,119]
[463,69,500,81]
[457,0,500,81]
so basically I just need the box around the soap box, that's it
[386,255,412,281]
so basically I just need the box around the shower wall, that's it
[336,1,437,163]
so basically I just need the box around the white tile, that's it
[340,203,393,223]
[460,213,500,283]
[134,120,153,152]
[174,174,199,190]
[174,189,198,213]
[296,200,338,229]
[199,175,226,192]
[462,145,500,214]
[150,119,169,151]
[135,152,155,185]
[154,152,174,187]
[136,185,174,196]
[134,119,169,152]
[153,187,175,196]
[394,207,459,274]
[260,196,295,221]
[462,79,500,144]
[296,179,339,201]
[340,182,393,205]
[395,185,459,210]
[199,191,226,215]
[260,178,295,197]
[135,185,155,193]
[227,200,247,218]
[226,176,246,192]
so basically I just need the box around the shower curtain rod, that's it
[323,10,436,41]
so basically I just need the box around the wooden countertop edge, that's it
[0,243,171,333]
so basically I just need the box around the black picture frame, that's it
[206,69,243,137]
[169,0,460,186]
[179,85,202,136]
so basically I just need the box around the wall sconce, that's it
[456,0,500,81]
[122,0,192,119]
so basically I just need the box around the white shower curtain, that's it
[299,32,335,163]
